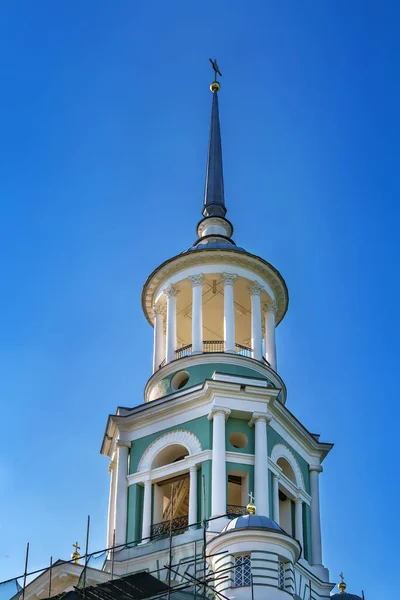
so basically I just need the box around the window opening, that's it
[234,555,251,587]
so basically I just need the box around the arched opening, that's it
[151,444,191,532]
[277,457,296,484]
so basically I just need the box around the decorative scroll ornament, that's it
[265,301,278,314]
[188,274,204,287]
[221,272,237,286]
[163,284,179,298]
[249,281,264,296]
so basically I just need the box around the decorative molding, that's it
[188,274,204,287]
[152,304,165,317]
[137,429,202,472]
[309,465,323,473]
[249,281,264,296]
[163,284,179,298]
[264,301,278,314]
[208,405,231,421]
[270,442,305,491]
[248,411,272,427]
[221,272,237,286]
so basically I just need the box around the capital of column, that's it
[248,411,272,427]
[221,272,237,286]
[188,274,204,287]
[116,440,131,449]
[294,496,303,505]
[152,303,165,317]
[264,301,278,314]
[189,465,198,474]
[163,284,179,298]
[249,281,264,296]
[208,405,231,421]
[309,465,323,474]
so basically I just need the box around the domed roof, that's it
[221,514,286,534]
[331,595,362,600]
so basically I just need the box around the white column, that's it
[249,412,271,517]
[310,466,323,565]
[249,282,263,360]
[152,305,165,373]
[295,497,304,549]
[208,405,231,516]
[164,284,179,363]
[222,273,237,352]
[189,275,204,353]
[264,301,277,371]
[106,462,116,548]
[141,480,152,541]
[272,474,280,524]
[189,466,198,525]
[114,441,130,546]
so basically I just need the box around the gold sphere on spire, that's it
[338,572,347,594]
[210,81,220,93]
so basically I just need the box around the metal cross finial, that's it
[209,58,222,81]
[339,573,344,583]
[248,491,255,504]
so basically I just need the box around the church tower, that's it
[101,65,337,599]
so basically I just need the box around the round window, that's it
[229,432,248,449]
[171,370,190,390]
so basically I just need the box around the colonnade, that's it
[111,434,324,566]
[152,274,278,372]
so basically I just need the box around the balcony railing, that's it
[227,504,249,517]
[174,341,252,361]
[150,515,189,539]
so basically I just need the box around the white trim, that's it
[128,450,211,486]
[270,443,305,491]
[137,429,202,472]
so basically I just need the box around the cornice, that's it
[141,247,288,328]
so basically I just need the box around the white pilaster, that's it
[249,281,264,360]
[141,480,152,542]
[106,461,116,548]
[189,275,204,353]
[189,465,198,525]
[295,497,304,549]
[152,305,165,373]
[114,441,130,546]
[310,466,323,565]
[208,405,231,516]
[249,411,271,517]
[164,285,179,363]
[222,273,237,352]
[264,301,278,371]
[272,473,280,525]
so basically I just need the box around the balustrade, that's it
[150,515,189,539]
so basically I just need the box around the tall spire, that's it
[203,59,226,219]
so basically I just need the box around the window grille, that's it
[234,555,251,587]
[278,561,285,589]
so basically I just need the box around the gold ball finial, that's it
[338,573,347,593]
[210,81,220,93]
[71,542,81,564]
[246,491,256,515]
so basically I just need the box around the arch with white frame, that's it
[270,443,305,491]
[137,430,202,473]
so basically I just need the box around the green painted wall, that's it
[151,362,273,400]
[126,483,143,544]
[129,416,212,474]
[267,427,311,494]
[225,417,255,454]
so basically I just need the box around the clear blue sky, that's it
[0,1,398,598]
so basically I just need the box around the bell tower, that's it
[101,64,336,599]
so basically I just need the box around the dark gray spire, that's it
[203,84,227,218]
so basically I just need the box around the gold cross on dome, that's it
[339,573,344,583]
[73,542,80,552]
[248,491,255,504]
[209,58,222,81]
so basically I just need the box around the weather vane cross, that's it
[209,58,222,82]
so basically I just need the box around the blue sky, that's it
[0,1,399,597]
